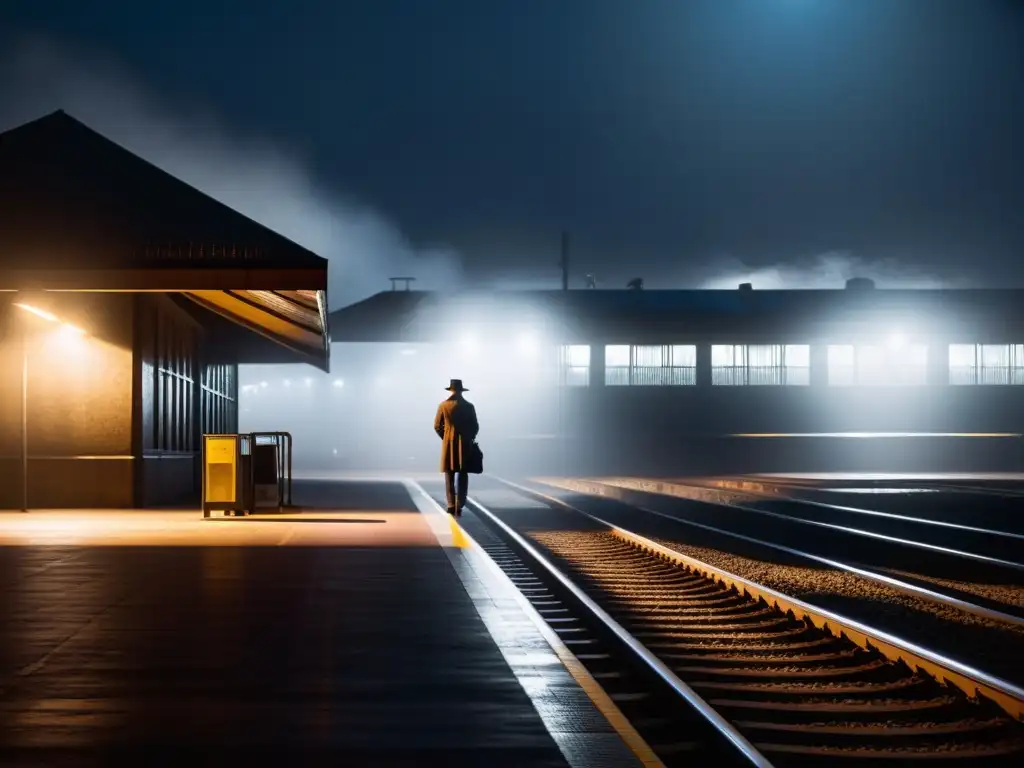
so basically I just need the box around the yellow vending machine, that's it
[202,434,253,517]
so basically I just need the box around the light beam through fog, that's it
[241,340,566,477]
[697,251,968,290]
[0,37,464,308]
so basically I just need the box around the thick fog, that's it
[696,251,967,291]
[0,36,970,478]
[0,37,464,308]
[240,337,565,476]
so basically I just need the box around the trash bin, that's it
[202,434,253,517]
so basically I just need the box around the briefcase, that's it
[464,441,484,475]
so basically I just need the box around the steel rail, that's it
[462,493,775,767]
[921,482,1024,499]
[578,477,1024,573]
[493,476,1024,723]
[696,478,1024,542]
[522,476,1024,629]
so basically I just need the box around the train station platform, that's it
[0,480,645,766]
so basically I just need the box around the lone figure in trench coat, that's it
[434,378,479,516]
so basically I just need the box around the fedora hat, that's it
[445,378,469,392]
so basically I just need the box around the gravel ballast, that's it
[530,478,1024,687]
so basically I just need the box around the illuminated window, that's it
[949,344,1024,385]
[605,344,696,385]
[605,345,630,385]
[828,344,928,386]
[712,344,810,386]
[559,344,590,386]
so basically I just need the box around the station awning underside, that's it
[184,289,330,370]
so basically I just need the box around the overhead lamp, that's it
[14,302,87,335]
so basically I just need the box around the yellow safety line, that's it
[406,481,665,767]
[525,616,667,768]
[448,512,666,767]
[448,516,471,549]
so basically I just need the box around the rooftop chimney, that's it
[738,282,753,291]
[388,277,416,291]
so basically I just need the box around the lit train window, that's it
[713,344,809,386]
[949,344,1024,385]
[559,345,590,386]
[605,345,631,386]
[605,345,697,386]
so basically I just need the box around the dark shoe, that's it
[447,507,456,516]
[455,506,463,517]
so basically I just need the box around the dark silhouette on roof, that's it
[0,110,325,272]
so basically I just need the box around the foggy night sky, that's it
[1,0,1022,305]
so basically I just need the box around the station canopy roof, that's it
[328,286,1024,343]
[0,110,329,370]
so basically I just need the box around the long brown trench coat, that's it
[434,395,479,472]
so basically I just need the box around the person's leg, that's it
[456,471,469,513]
[444,471,457,514]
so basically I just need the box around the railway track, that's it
[421,479,1024,766]
[536,476,1024,628]
[694,478,1024,535]
[687,478,1024,557]
[583,477,1024,573]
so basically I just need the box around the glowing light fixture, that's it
[260,381,268,388]
[283,379,291,387]
[13,302,58,322]
[304,377,312,386]
[459,333,477,352]
[14,302,86,335]
[333,378,345,388]
[400,348,417,356]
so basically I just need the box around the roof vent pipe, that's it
[388,277,416,291]
[845,277,876,290]
[738,282,753,291]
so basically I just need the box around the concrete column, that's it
[696,343,713,388]
[589,342,605,387]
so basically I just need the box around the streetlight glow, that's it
[15,302,88,336]
[13,303,59,323]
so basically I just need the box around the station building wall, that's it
[0,293,238,509]
[0,292,134,508]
